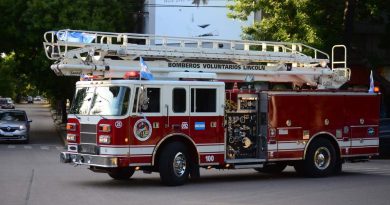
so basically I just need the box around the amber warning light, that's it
[66,123,76,131]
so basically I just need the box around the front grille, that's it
[81,124,96,133]
[80,124,96,144]
[80,133,96,143]
[0,127,18,132]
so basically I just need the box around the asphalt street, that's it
[0,103,390,205]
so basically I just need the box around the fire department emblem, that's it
[115,121,122,128]
[133,119,152,141]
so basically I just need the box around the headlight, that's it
[66,134,77,142]
[19,125,26,130]
[99,135,111,144]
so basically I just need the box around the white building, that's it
[144,0,254,40]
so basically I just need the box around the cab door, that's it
[165,86,190,136]
[130,85,164,146]
[189,86,223,144]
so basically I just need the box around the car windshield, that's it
[0,112,27,121]
[70,86,130,116]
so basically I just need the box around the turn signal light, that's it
[66,123,77,131]
[99,135,111,144]
[99,124,111,132]
[66,134,77,142]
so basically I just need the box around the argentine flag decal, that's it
[195,122,206,130]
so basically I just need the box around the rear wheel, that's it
[108,167,135,180]
[255,162,287,174]
[159,142,190,186]
[300,138,337,177]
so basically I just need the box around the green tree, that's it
[0,0,143,122]
[0,53,18,98]
[228,0,389,52]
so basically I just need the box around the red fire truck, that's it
[44,29,380,186]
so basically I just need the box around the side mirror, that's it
[28,120,32,123]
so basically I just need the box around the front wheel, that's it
[159,142,190,186]
[301,138,337,177]
[108,167,135,180]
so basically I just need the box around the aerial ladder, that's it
[43,29,350,89]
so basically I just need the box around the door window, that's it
[173,88,186,113]
[191,88,216,113]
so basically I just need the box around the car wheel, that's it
[159,142,190,186]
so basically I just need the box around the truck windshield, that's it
[70,86,130,116]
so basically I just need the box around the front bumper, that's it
[60,152,119,167]
[0,134,28,141]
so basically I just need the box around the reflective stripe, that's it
[278,142,305,150]
[351,139,379,147]
[268,144,277,151]
[130,147,154,155]
[337,141,350,148]
[197,144,224,153]
[100,147,129,155]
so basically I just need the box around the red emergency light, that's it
[123,71,140,79]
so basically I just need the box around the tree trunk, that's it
[343,0,356,50]
[61,99,67,124]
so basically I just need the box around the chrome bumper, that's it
[60,152,119,167]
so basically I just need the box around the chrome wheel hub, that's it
[173,152,187,177]
[314,147,331,170]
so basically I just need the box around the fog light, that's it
[99,135,111,144]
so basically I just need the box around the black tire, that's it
[158,142,190,186]
[301,138,337,177]
[255,162,287,174]
[108,167,135,180]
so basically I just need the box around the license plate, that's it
[3,133,13,136]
